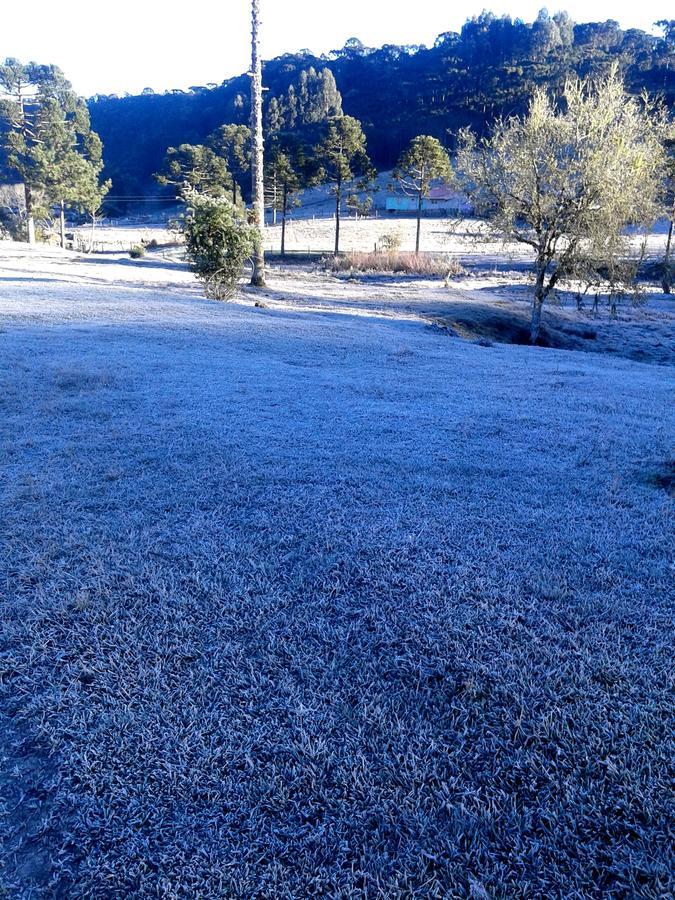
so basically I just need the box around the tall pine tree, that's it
[393,136,453,253]
[265,142,301,256]
[0,59,108,245]
[208,125,251,205]
[315,116,374,255]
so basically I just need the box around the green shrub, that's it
[129,244,145,259]
[178,190,258,300]
[377,232,402,253]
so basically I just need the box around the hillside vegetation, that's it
[87,13,675,211]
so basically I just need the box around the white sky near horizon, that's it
[1,0,670,97]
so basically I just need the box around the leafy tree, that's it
[0,184,24,239]
[553,11,575,48]
[0,59,56,242]
[265,144,301,256]
[285,84,298,130]
[265,96,284,135]
[156,143,231,197]
[0,58,107,245]
[457,69,666,342]
[315,115,375,255]
[44,106,109,248]
[178,189,258,299]
[70,145,111,252]
[530,8,563,58]
[657,20,675,47]
[346,192,373,219]
[209,124,251,208]
[393,135,453,253]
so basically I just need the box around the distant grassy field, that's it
[1,243,673,897]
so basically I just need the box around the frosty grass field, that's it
[0,230,673,896]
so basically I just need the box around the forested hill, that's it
[89,12,675,212]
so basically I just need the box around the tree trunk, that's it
[232,180,238,206]
[415,190,422,255]
[19,91,36,246]
[60,200,66,249]
[24,184,36,245]
[530,263,546,344]
[88,213,96,253]
[250,0,266,287]
[272,175,277,226]
[334,180,341,256]
[281,184,287,257]
[530,297,544,344]
[663,215,674,295]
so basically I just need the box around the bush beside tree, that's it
[178,189,258,300]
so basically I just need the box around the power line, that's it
[103,197,180,201]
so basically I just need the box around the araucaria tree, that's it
[316,115,374,255]
[457,70,666,343]
[393,135,453,253]
[265,144,301,256]
[48,102,110,250]
[156,144,232,198]
[249,0,266,287]
[69,137,111,253]
[0,58,109,245]
[208,125,251,205]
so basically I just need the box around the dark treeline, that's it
[87,11,675,213]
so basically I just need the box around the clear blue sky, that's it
[1,0,669,97]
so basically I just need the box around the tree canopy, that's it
[315,115,375,255]
[457,68,666,343]
[156,143,232,197]
[393,135,453,252]
[0,58,108,242]
[208,124,251,205]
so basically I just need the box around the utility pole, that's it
[250,0,266,286]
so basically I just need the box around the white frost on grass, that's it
[0,243,673,897]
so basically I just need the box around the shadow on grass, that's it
[76,255,187,272]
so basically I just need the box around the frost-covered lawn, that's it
[1,244,673,897]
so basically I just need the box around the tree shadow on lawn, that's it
[0,276,64,284]
[248,277,602,354]
[439,284,675,364]
[436,297,600,350]
[76,255,187,273]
